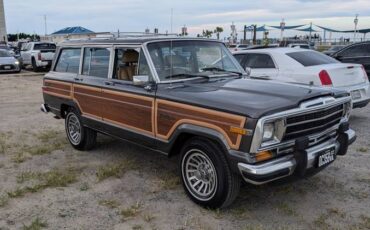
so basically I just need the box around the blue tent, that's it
[52,26,94,35]
[295,26,318,32]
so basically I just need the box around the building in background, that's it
[42,26,111,43]
[0,0,7,43]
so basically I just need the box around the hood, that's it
[157,78,348,118]
[0,56,17,65]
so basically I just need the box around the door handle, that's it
[74,77,81,81]
[104,81,115,86]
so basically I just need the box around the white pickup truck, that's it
[21,42,56,71]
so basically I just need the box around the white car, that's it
[233,48,370,108]
[21,42,56,71]
[287,43,311,49]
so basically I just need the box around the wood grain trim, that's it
[101,89,153,102]
[43,79,72,99]
[155,99,246,150]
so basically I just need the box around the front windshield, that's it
[0,50,11,57]
[147,40,243,81]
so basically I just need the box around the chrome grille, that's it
[283,104,344,140]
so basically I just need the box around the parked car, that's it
[287,43,311,49]
[0,44,15,56]
[244,44,279,50]
[41,38,355,208]
[331,41,370,80]
[233,48,370,108]
[21,42,56,71]
[323,45,346,56]
[0,49,21,73]
[228,44,249,52]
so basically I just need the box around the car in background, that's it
[228,44,249,52]
[287,43,311,49]
[0,44,15,56]
[0,49,21,73]
[323,45,346,56]
[331,41,370,80]
[233,48,370,108]
[244,44,279,50]
[21,42,56,71]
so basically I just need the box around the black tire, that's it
[179,137,240,209]
[65,110,97,151]
[31,58,39,72]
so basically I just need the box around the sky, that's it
[3,0,370,39]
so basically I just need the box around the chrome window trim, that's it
[249,96,351,153]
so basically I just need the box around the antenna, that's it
[44,15,47,36]
[170,8,173,34]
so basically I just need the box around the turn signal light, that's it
[255,150,273,162]
[230,126,247,135]
[319,70,332,86]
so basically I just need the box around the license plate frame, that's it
[316,147,336,168]
[351,90,361,100]
[3,66,11,70]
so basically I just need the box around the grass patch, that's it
[0,134,7,154]
[359,215,370,229]
[120,202,142,219]
[37,130,61,143]
[143,213,155,222]
[313,213,331,229]
[96,160,137,182]
[98,199,119,209]
[357,147,368,153]
[132,225,143,230]
[22,217,47,230]
[8,168,78,198]
[11,152,29,163]
[276,203,297,216]
[156,173,180,190]
[0,195,9,207]
[79,182,90,191]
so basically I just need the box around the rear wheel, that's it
[180,137,240,209]
[31,58,39,72]
[65,110,96,150]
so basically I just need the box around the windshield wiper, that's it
[201,67,243,76]
[165,73,209,79]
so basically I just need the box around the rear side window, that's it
[287,51,338,67]
[82,47,110,78]
[338,44,370,57]
[244,53,275,68]
[34,43,56,50]
[54,48,81,74]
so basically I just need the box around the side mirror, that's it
[133,75,149,86]
[245,67,251,76]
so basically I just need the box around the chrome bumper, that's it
[238,129,356,185]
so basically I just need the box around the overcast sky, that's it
[3,0,370,39]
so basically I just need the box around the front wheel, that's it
[65,110,97,150]
[180,137,240,209]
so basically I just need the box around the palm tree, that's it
[202,30,213,38]
[214,27,224,40]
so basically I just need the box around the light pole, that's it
[354,14,359,42]
[280,18,285,42]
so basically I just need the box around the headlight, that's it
[262,123,275,141]
[260,119,286,147]
[14,61,20,65]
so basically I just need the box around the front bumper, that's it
[237,129,356,185]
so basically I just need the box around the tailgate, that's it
[325,64,366,87]
[40,50,55,60]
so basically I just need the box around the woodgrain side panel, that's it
[101,89,154,135]
[156,99,246,150]
[73,84,103,119]
[42,80,72,99]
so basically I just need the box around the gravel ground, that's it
[0,74,369,230]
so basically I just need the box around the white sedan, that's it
[233,48,370,108]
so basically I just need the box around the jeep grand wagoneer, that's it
[41,38,356,208]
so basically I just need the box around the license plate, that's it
[316,147,336,168]
[4,66,11,70]
[351,90,361,100]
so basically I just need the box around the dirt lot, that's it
[0,74,369,230]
